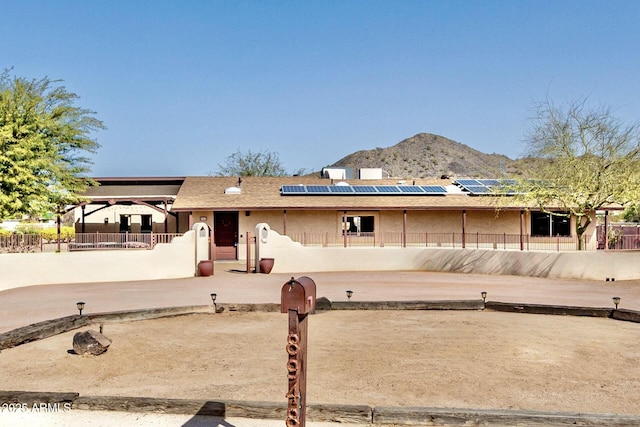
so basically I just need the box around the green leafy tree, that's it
[213,149,288,177]
[622,203,640,222]
[0,70,104,218]
[513,99,640,249]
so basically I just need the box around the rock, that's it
[72,330,112,356]
[315,297,332,311]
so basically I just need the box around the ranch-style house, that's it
[74,174,602,260]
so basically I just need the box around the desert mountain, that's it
[330,133,521,179]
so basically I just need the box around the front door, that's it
[214,212,238,260]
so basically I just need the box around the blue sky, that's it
[3,1,640,176]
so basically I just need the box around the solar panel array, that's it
[281,185,448,195]
[453,179,518,196]
[280,180,519,196]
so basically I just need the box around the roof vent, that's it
[224,186,242,194]
[335,181,350,186]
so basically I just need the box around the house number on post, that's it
[281,276,316,427]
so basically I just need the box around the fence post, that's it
[246,232,252,273]
[557,234,560,252]
[520,231,524,251]
[56,215,61,253]
[476,232,479,249]
[503,233,506,250]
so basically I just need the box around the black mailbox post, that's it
[281,276,316,427]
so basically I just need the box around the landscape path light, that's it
[76,301,85,316]
[346,290,353,301]
[211,293,217,312]
[613,296,621,310]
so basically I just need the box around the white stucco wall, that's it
[0,231,197,292]
[2,224,636,293]
[256,226,640,281]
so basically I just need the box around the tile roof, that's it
[172,176,531,211]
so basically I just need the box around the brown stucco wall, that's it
[187,209,599,260]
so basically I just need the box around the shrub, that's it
[14,224,41,235]
[40,227,75,242]
[0,229,11,237]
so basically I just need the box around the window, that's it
[531,212,570,236]
[343,216,374,235]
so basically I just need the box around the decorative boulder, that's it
[72,330,112,356]
[315,296,332,311]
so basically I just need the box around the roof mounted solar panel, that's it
[375,186,401,194]
[306,185,331,194]
[420,185,448,194]
[465,185,491,195]
[352,186,378,193]
[281,185,307,194]
[398,186,425,193]
[329,185,354,193]
[455,179,482,187]
[281,184,450,196]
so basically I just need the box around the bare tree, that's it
[514,99,640,249]
[213,149,288,177]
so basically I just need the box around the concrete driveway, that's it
[2,261,639,333]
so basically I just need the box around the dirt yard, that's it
[1,310,640,415]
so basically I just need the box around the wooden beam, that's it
[132,199,176,217]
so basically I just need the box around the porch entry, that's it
[119,215,130,233]
[141,215,152,233]
[215,211,239,260]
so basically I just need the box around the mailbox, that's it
[281,276,316,314]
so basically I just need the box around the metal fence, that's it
[0,234,44,253]
[596,224,640,251]
[286,232,599,252]
[0,232,182,253]
[70,232,182,250]
[4,229,638,254]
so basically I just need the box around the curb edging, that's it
[2,392,640,425]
